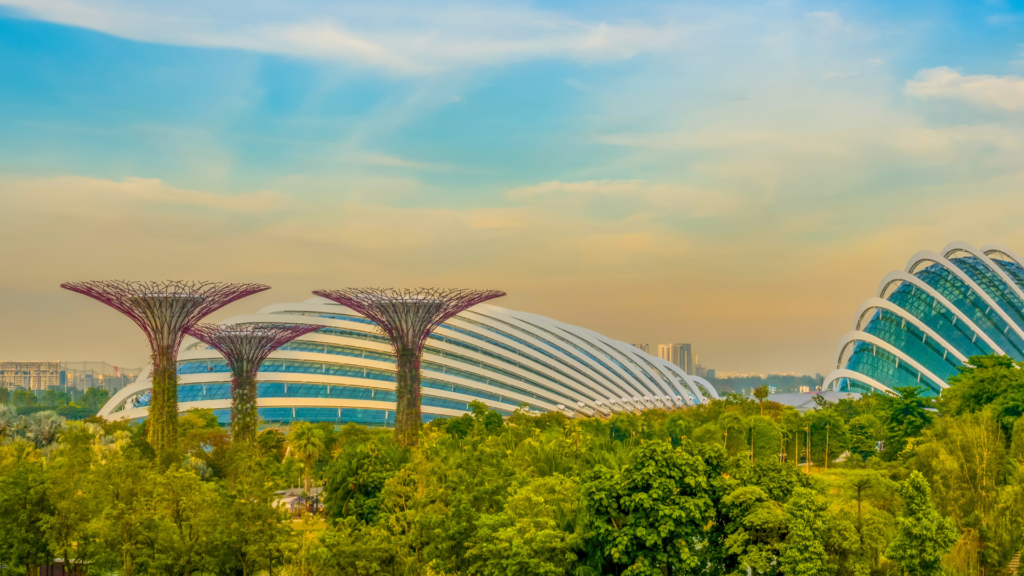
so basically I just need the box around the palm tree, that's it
[23,410,66,448]
[753,385,770,416]
[0,404,18,443]
[289,422,325,493]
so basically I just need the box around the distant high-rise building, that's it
[695,364,708,378]
[658,343,695,373]
[631,343,649,354]
[61,361,140,394]
[0,361,60,390]
[707,368,716,379]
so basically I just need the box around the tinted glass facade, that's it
[100,299,719,428]
[826,242,1024,397]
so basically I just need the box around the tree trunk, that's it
[232,372,259,446]
[149,345,179,460]
[394,347,422,447]
[805,428,811,474]
[857,491,863,546]
[304,456,312,493]
[825,425,830,470]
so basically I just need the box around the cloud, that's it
[356,153,443,170]
[805,11,844,31]
[1,175,286,216]
[506,179,739,218]
[0,0,679,74]
[906,67,1024,111]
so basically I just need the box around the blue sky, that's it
[2,0,1024,374]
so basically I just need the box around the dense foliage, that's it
[1,354,1024,575]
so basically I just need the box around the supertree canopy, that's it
[61,280,269,457]
[312,288,505,445]
[187,322,324,445]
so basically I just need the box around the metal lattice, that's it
[311,288,506,354]
[60,280,270,353]
[187,322,325,378]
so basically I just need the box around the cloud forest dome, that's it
[98,298,718,426]
[823,242,1024,397]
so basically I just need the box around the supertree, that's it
[60,280,269,457]
[312,288,505,446]
[187,322,324,445]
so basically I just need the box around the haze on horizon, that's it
[1,0,1023,376]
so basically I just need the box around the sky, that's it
[2,0,1024,375]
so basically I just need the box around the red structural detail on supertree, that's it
[187,322,325,379]
[311,288,507,355]
[60,280,271,353]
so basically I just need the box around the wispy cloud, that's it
[507,179,739,218]
[2,175,286,216]
[906,67,1024,111]
[0,0,680,74]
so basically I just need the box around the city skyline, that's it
[3,1,1024,374]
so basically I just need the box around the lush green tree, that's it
[847,415,881,463]
[324,430,408,522]
[86,445,155,576]
[808,408,848,469]
[779,488,828,576]
[887,471,958,576]
[721,485,786,576]
[908,412,1007,576]
[1012,414,1024,462]
[178,408,231,476]
[216,449,290,576]
[0,403,18,442]
[467,475,583,576]
[79,387,110,412]
[13,389,39,408]
[290,422,326,493]
[882,386,934,460]
[940,355,1024,438]
[749,415,783,463]
[41,423,99,573]
[720,411,750,458]
[256,428,288,462]
[22,410,66,448]
[0,441,53,576]
[310,517,397,576]
[144,465,220,575]
[754,385,770,416]
[583,440,718,576]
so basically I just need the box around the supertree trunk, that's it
[149,344,180,453]
[231,371,260,446]
[394,347,423,446]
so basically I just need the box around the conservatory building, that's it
[823,242,1024,397]
[99,299,718,426]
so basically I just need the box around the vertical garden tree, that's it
[60,280,269,457]
[312,288,505,446]
[187,322,324,445]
